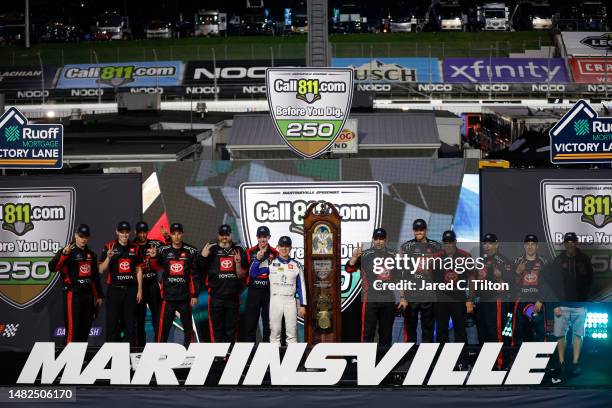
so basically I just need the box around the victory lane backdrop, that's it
[0,174,141,352]
[481,168,612,300]
[141,158,479,343]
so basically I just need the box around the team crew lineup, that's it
[48,217,593,375]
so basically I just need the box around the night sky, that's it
[0,1,584,24]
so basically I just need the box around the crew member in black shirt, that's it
[198,224,248,342]
[346,228,407,347]
[150,223,199,347]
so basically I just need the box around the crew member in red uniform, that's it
[149,223,199,347]
[433,230,474,343]
[243,225,278,342]
[133,221,166,346]
[49,224,103,344]
[474,232,513,369]
[198,224,248,342]
[511,234,547,346]
[99,221,143,345]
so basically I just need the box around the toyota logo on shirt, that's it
[220,257,234,271]
[169,261,184,276]
[523,271,539,286]
[79,263,91,277]
[118,259,132,273]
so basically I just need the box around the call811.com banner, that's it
[0,175,141,352]
[141,158,480,342]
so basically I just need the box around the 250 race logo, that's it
[0,261,51,281]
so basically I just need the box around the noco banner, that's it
[183,59,304,96]
[443,58,570,83]
[56,61,182,88]
[0,174,141,352]
[569,57,612,83]
[266,68,354,159]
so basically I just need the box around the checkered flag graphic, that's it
[1,323,19,337]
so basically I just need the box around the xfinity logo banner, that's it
[0,108,63,169]
[239,182,382,310]
[541,180,612,250]
[56,61,182,88]
[17,342,556,386]
[0,187,75,309]
[332,58,441,83]
[549,100,612,164]
[443,58,569,83]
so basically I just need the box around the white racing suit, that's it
[249,256,307,344]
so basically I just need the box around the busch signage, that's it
[332,58,442,84]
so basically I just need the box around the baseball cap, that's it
[442,230,456,242]
[75,224,91,237]
[413,219,427,230]
[218,224,232,235]
[256,226,271,237]
[117,221,131,232]
[278,236,292,246]
[135,221,149,232]
[372,227,387,239]
[170,223,184,233]
[524,234,538,243]
[482,233,498,243]
[564,232,578,242]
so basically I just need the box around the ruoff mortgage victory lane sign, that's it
[0,108,63,169]
[266,68,353,158]
[550,100,612,164]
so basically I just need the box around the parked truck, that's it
[195,10,227,36]
[477,2,509,31]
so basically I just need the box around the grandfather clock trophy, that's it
[303,202,342,345]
